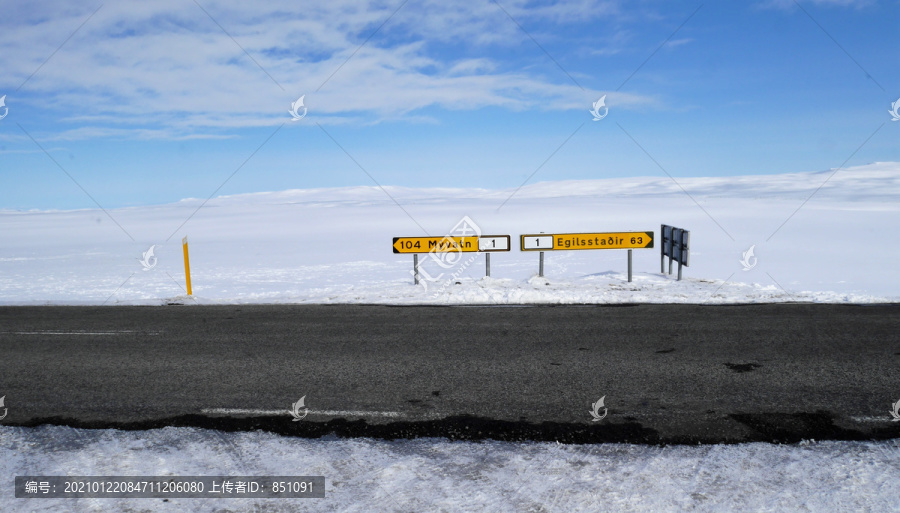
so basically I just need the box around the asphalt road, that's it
[1,304,898,444]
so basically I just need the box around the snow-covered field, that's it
[1,162,898,305]
[2,426,898,512]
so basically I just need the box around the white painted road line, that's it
[4,330,160,336]
[203,411,899,423]
[849,416,896,423]
[201,408,406,418]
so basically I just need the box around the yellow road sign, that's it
[520,232,654,251]
[393,236,480,254]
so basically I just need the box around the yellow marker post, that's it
[182,236,192,296]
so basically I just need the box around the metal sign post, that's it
[521,234,551,278]
[628,249,633,283]
[521,231,654,280]
[660,224,667,274]
[666,226,675,275]
[661,224,690,281]
[477,236,510,278]
[413,254,419,285]
[677,229,689,281]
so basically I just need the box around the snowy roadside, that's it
[2,426,898,512]
[90,272,894,306]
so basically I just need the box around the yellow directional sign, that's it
[520,232,654,251]
[393,236,480,254]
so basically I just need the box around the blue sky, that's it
[0,0,898,210]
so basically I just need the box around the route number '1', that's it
[477,236,511,252]
[522,235,553,251]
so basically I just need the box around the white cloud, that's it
[0,0,658,139]
[757,0,875,10]
[664,37,693,48]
